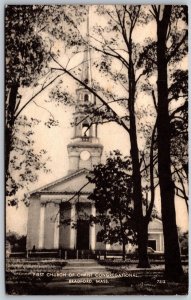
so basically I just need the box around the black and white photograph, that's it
[5,4,188,295]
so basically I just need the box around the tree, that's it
[137,5,187,280]
[6,231,26,252]
[5,6,52,203]
[7,116,51,206]
[87,151,136,261]
[178,230,188,255]
[50,5,188,272]
[5,6,49,177]
[150,5,187,281]
[170,69,188,210]
[173,167,188,211]
[7,5,187,276]
[5,5,87,203]
[51,5,156,268]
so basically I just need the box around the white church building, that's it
[26,35,164,257]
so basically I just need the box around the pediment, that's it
[30,169,94,195]
[148,218,163,231]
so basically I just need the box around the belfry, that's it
[26,14,164,256]
[26,21,106,254]
[67,42,103,174]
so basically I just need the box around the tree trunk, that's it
[119,212,126,261]
[5,126,13,176]
[137,220,150,268]
[128,55,150,268]
[130,119,150,268]
[122,241,126,261]
[156,6,183,281]
[5,84,18,177]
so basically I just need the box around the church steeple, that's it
[81,8,92,86]
[67,8,103,174]
[76,7,95,106]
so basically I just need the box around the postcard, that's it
[5,4,188,295]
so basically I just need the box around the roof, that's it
[28,168,89,196]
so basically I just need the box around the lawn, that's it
[6,257,188,295]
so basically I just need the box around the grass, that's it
[6,257,188,295]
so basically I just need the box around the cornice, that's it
[29,168,89,196]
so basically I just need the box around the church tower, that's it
[67,14,103,174]
[26,8,164,256]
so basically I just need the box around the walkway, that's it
[44,259,133,295]
[7,258,187,295]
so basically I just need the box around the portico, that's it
[26,175,100,252]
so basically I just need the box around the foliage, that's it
[170,70,188,207]
[7,116,51,206]
[169,69,188,175]
[5,5,188,278]
[5,6,51,203]
[178,231,188,255]
[5,6,49,89]
[5,5,87,204]
[5,5,86,89]
[50,5,162,267]
[149,4,187,281]
[6,231,26,252]
[87,151,137,254]
[137,6,188,205]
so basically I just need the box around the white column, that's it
[160,233,164,252]
[54,204,60,249]
[89,204,96,250]
[38,204,45,249]
[70,203,77,249]
[106,243,111,250]
[91,124,96,137]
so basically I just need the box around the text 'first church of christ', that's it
[26,24,164,256]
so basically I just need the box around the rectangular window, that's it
[148,239,156,251]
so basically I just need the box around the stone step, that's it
[63,267,107,271]
[66,264,104,268]
[66,259,97,263]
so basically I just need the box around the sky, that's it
[6,91,188,235]
[6,104,189,235]
[6,4,188,235]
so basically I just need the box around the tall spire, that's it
[81,6,92,86]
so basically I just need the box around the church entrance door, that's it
[76,220,89,250]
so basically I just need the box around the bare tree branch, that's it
[15,72,64,119]
[33,100,54,119]
[51,54,130,133]
[146,120,157,220]
[151,90,158,111]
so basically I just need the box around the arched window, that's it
[84,94,89,102]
